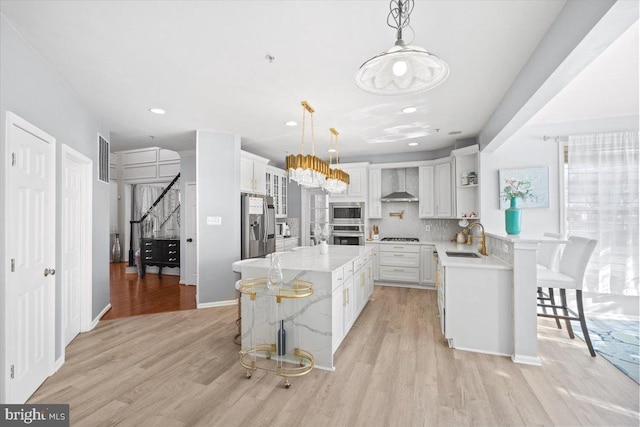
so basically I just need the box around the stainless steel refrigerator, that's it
[241,194,276,259]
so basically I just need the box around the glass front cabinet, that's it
[266,166,288,218]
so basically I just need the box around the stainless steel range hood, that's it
[381,169,418,202]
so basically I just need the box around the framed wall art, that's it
[498,167,549,209]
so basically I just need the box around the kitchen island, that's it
[238,245,374,370]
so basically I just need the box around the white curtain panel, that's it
[567,131,639,296]
[133,182,181,246]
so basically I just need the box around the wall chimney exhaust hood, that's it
[381,169,418,202]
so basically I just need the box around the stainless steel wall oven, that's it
[330,203,365,245]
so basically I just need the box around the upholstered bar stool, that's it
[536,232,565,328]
[537,236,598,356]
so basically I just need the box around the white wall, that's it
[480,137,560,236]
[196,131,241,304]
[0,16,110,401]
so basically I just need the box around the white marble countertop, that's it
[365,239,435,246]
[487,232,569,244]
[237,245,371,273]
[435,241,512,270]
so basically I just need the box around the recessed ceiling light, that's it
[328,148,337,153]
[408,142,419,146]
[401,106,417,114]
[449,131,462,135]
[285,121,297,127]
[149,108,165,115]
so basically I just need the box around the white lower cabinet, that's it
[439,262,513,355]
[275,237,298,252]
[420,245,435,284]
[378,244,420,283]
[331,254,373,351]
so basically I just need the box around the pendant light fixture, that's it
[355,0,449,95]
[285,101,329,188]
[322,128,349,194]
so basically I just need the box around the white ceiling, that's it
[1,1,568,161]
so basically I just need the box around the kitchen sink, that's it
[446,251,481,258]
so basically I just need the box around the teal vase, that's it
[505,197,522,235]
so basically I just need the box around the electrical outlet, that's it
[425,224,431,232]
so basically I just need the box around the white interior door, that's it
[61,145,92,347]
[185,182,197,285]
[4,112,56,403]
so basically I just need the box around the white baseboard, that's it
[92,303,112,329]
[197,299,237,309]
[511,354,542,366]
[376,281,435,291]
[54,355,65,372]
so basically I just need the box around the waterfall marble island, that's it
[238,245,374,370]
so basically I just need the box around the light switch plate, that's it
[207,216,222,225]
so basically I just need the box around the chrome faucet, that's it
[468,222,488,256]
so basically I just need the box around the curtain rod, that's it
[542,135,569,143]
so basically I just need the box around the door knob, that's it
[187,238,193,242]
[44,268,56,277]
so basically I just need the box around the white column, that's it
[511,240,541,365]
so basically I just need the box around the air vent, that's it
[98,134,109,183]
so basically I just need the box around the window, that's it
[563,132,639,296]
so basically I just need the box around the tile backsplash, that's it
[368,202,463,242]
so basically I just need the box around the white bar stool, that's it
[537,236,598,356]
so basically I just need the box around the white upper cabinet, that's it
[418,166,435,218]
[241,150,269,195]
[452,145,480,219]
[434,160,453,218]
[418,160,453,219]
[368,168,382,219]
[329,163,368,202]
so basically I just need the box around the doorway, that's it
[184,181,197,285]
[3,112,56,403]
[61,144,93,347]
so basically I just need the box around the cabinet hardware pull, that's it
[168,258,177,261]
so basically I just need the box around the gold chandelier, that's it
[322,128,349,194]
[285,101,329,188]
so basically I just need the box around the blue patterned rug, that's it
[571,318,639,383]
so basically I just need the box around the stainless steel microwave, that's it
[330,203,364,224]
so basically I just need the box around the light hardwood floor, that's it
[30,286,639,426]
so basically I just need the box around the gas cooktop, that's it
[380,237,420,242]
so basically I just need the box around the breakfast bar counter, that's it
[238,245,374,370]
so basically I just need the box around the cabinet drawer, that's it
[344,261,355,277]
[379,266,420,283]
[379,251,420,267]
[379,244,420,253]
[354,256,363,272]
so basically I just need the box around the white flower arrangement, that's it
[501,179,536,202]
